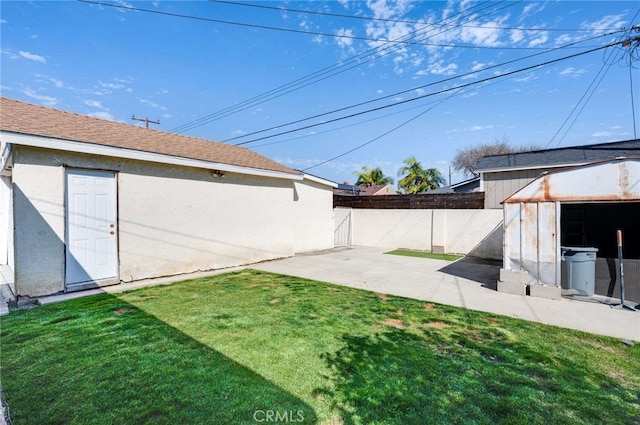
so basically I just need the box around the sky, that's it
[1,1,639,186]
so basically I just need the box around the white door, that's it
[65,169,118,286]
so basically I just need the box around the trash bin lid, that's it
[561,246,599,253]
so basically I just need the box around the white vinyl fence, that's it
[333,208,503,260]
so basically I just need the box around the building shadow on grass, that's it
[0,294,317,425]
[314,328,639,425]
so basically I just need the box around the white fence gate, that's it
[333,207,352,247]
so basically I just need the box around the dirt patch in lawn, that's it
[376,292,390,301]
[422,321,451,329]
[384,318,406,329]
[113,307,137,316]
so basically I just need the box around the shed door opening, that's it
[65,169,118,287]
[561,203,640,302]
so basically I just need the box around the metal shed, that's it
[497,158,640,301]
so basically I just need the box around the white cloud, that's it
[335,28,354,48]
[519,3,546,20]
[559,67,586,78]
[527,31,548,47]
[514,74,535,83]
[87,111,115,121]
[427,61,458,76]
[84,100,105,109]
[114,0,133,9]
[591,131,612,137]
[299,20,311,32]
[366,0,410,19]
[34,73,63,88]
[459,22,505,47]
[581,14,627,34]
[471,62,485,72]
[139,98,166,110]
[554,34,574,46]
[99,81,124,90]
[22,88,57,106]
[19,51,46,63]
[470,125,493,131]
[510,29,524,43]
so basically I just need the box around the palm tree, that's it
[397,156,446,194]
[353,165,394,187]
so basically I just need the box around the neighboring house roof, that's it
[476,138,640,172]
[428,176,480,194]
[358,184,396,195]
[333,183,362,196]
[0,97,300,178]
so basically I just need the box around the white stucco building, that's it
[0,97,336,297]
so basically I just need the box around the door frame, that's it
[64,167,120,291]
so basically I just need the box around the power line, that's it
[631,64,638,139]
[546,37,625,148]
[78,0,541,50]
[170,0,509,133]
[234,39,629,147]
[302,90,462,172]
[211,0,623,33]
[229,31,623,146]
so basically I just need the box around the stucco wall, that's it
[349,208,503,259]
[11,146,316,296]
[11,148,66,296]
[351,209,433,250]
[117,161,295,281]
[293,179,334,253]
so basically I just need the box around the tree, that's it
[397,156,446,194]
[451,137,540,177]
[353,165,394,186]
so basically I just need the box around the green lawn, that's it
[1,270,638,424]
[384,249,463,261]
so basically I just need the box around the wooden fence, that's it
[333,192,484,209]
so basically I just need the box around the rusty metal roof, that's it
[477,139,640,172]
[0,97,300,176]
[503,157,640,203]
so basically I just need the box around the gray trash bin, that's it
[561,246,598,296]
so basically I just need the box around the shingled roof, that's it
[476,138,640,172]
[0,97,299,176]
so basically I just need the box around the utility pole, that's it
[131,115,160,129]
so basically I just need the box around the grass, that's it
[385,248,463,261]
[1,269,638,424]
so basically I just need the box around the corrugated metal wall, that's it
[483,169,543,208]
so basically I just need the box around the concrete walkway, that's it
[252,247,640,342]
